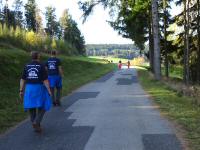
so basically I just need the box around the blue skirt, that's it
[24,84,52,111]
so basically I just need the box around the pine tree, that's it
[24,0,37,31]
[60,9,85,54]
[13,0,24,28]
[35,8,43,34]
[2,3,15,27]
[45,6,59,38]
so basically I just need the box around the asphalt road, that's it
[0,68,182,150]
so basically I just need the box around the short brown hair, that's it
[31,51,40,60]
[51,50,57,56]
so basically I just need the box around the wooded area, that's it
[79,0,200,84]
[0,0,85,55]
[86,44,142,59]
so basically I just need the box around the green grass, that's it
[141,63,183,80]
[137,68,200,150]
[161,65,183,79]
[89,56,129,63]
[0,49,116,133]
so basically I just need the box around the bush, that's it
[0,24,78,55]
[131,57,145,66]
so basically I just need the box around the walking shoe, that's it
[56,100,61,106]
[53,101,57,106]
[32,123,42,133]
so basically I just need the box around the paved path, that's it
[0,68,182,150]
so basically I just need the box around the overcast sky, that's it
[7,0,181,44]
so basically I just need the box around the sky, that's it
[7,0,133,44]
[7,0,182,45]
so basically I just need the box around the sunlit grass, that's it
[138,68,200,150]
[161,65,183,79]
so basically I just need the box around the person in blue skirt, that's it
[19,51,52,133]
[46,50,64,106]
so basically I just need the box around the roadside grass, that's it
[161,65,183,80]
[0,49,115,133]
[141,63,183,80]
[137,68,200,150]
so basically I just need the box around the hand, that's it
[48,90,52,96]
[18,91,24,104]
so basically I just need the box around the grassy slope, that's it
[0,49,115,133]
[137,68,200,150]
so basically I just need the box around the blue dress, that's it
[24,84,52,111]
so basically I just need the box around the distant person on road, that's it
[127,61,130,69]
[19,51,52,133]
[118,60,122,69]
[46,50,64,106]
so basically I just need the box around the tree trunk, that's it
[183,0,187,82]
[197,0,200,83]
[152,0,161,80]
[163,0,169,77]
[148,5,154,73]
[185,0,190,85]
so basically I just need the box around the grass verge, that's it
[0,49,115,133]
[137,68,200,150]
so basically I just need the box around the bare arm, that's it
[20,79,26,91]
[19,79,26,103]
[59,66,64,77]
[43,80,52,96]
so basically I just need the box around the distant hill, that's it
[86,44,141,59]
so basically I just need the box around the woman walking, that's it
[118,60,122,69]
[19,51,52,133]
[127,61,130,69]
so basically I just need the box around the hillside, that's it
[0,48,115,133]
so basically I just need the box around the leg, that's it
[33,108,45,133]
[56,87,62,106]
[35,108,45,125]
[50,87,56,106]
[29,108,36,123]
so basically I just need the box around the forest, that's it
[79,0,200,84]
[86,44,142,59]
[0,0,85,55]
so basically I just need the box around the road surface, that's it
[0,68,182,150]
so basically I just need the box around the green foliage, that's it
[0,1,86,55]
[174,0,200,83]
[86,44,141,59]
[79,0,150,50]
[51,38,57,49]
[13,0,24,28]
[0,24,74,55]
[45,6,60,38]
[60,9,86,54]
[24,0,37,31]
[161,65,183,79]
